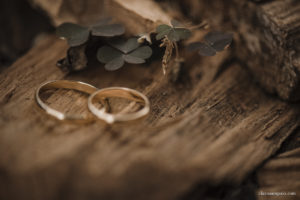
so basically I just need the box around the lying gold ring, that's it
[88,87,150,124]
[35,80,98,122]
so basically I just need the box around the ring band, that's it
[35,80,98,121]
[88,87,150,124]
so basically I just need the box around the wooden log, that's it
[180,0,300,101]
[30,0,172,33]
[0,34,299,199]
[29,0,105,26]
[104,0,172,34]
[256,129,300,200]
[1,0,300,199]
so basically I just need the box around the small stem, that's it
[189,21,209,30]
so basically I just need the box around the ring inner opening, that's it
[92,90,145,114]
[39,87,94,119]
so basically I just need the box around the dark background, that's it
[0,0,53,70]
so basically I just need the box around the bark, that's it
[256,129,300,200]
[0,35,299,200]
[180,0,300,101]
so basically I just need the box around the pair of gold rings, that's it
[35,80,150,124]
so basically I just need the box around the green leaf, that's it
[156,30,169,40]
[97,46,122,63]
[198,43,216,56]
[189,42,216,56]
[156,23,191,42]
[187,42,202,51]
[167,28,191,42]
[97,39,152,71]
[123,55,145,64]
[109,38,140,53]
[167,29,180,42]
[156,24,172,40]
[128,46,152,59]
[91,24,125,37]
[174,28,192,40]
[56,23,87,38]
[104,57,125,71]
[156,24,172,33]
[56,23,90,47]
[204,31,233,51]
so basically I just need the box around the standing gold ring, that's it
[88,87,150,124]
[35,80,98,122]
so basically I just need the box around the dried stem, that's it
[189,21,209,30]
[160,37,174,75]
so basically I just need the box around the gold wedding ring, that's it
[36,80,150,124]
[35,80,98,122]
[88,87,150,124]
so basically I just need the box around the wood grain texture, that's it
[1,0,300,199]
[31,0,172,33]
[0,34,299,200]
[180,0,300,101]
[104,0,172,34]
[30,0,105,26]
[256,129,300,200]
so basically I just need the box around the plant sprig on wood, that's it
[154,19,233,75]
[56,18,233,76]
[187,31,233,56]
[155,19,192,74]
[56,20,125,47]
[97,38,152,71]
[156,20,192,42]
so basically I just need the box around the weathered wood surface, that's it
[30,0,172,32]
[1,0,300,199]
[181,0,300,101]
[29,0,104,26]
[0,34,299,199]
[33,0,300,101]
[256,129,300,200]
